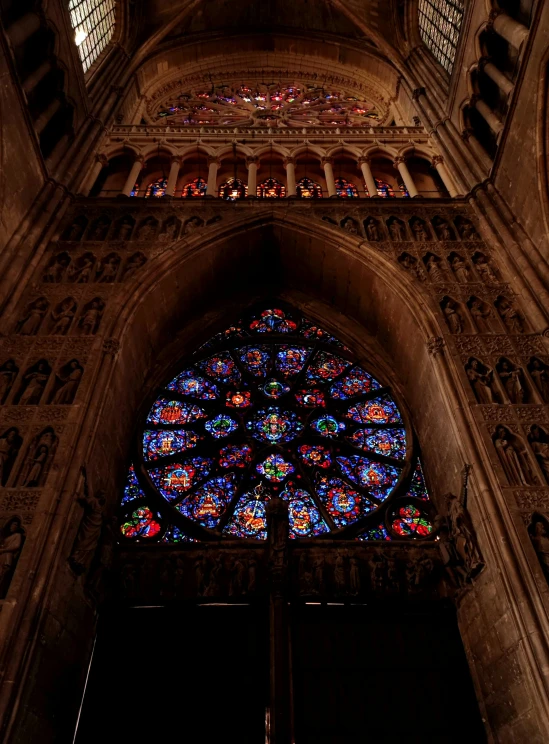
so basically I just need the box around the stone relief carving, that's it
[87,215,111,241]
[387,217,406,241]
[454,217,479,240]
[96,252,121,283]
[183,216,204,235]
[441,296,465,334]
[0,360,18,403]
[76,298,105,335]
[68,253,96,283]
[467,296,499,333]
[135,216,158,240]
[448,253,471,283]
[48,297,77,335]
[527,426,549,485]
[13,360,51,405]
[158,216,181,242]
[465,357,498,403]
[340,217,359,235]
[496,358,527,404]
[16,297,49,335]
[432,217,455,241]
[364,217,380,241]
[398,252,426,281]
[110,215,135,241]
[410,217,431,241]
[120,252,147,281]
[528,358,549,402]
[0,428,22,487]
[493,426,537,486]
[0,516,25,599]
[424,253,446,282]
[17,427,58,488]
[528,514,549,584]
[472,252,499,284]
[62,215,88,242]
[48,359,83,405]
[43,253,71,283]
[69,469,106,575]
[495,296,525,334]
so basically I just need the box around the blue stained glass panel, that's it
[256,453,295,482]
[262,379,290,399]
[205,414,238,439]
[337,456,401,500]
[162,525,199,543]
[358,524,391,541]
[310,415,345,438]
[120,507,161,539]
[275,346,311,378]
[122,464,145,504]
[177,473,238,528]
[219,444,253,468]
[315,475,375,527]
[298,444,332,469]
[239,346,272,377]
[142,429,201,461]
[224,485,268,539]
[300,319,349,350]
[250,308,297,333]
[166,370,219,399]
[306,351,351,383]
[247,407,303,443]
[197,352,241,385]
[408,460,430,500]
[149,457,213,502]
[347,428,407,459]
[281,482,329,538]
[346,397,402,425]
[146,398,206,425]
[295,388,326,408]
[330,367,382,399]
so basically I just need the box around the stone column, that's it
[431,155,459,198]
[121,157,145,197]
[82,154,108,196]
[322,157,337,197]
[358,156,379,198]
[266,498,292,744]
[461,128,494,171]
[165,157,181,197]
[479,58,514,97]
[247,156,258,197]
[471,96,504,136]
[488,9,528,51]
[284,157,296,197]
[206,157,219,197]
[393,156,419,198]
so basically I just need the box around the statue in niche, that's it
[441,297,464,334]
[386,557,399,591]
[455,217,479,240]
[96,253,120,283]
[203,556,223,596]
[16,297,48,335]
[247,556,257,594]
[529,516,549,582]
[158,218,180,242]
[406,552,434,591]
[0,516,25,599]
[467,297,496,333]
[194,555,206,595]
[528,426,549,483]
[299,553,314,595]
[388,218,406,241]
[341,217,358,235]
[112,216,135,241]
[62,216,87,242]
[364,217,380,241]
[312,555,325,594]
[528,358,549,403]
[493,426,534,486]
[77,298,105,336]
[88,216,111,241]
[434,219,454,241]
[15,360,50,405]
[0,428,22,486]
[349,557,360,595]
[183,216,204,235]
[472,252,498,284]
[19,428,57,488]
[424,253,445,282]
[333,553,346,594]
[121,252,147,282]
[497,358,526,404]
[68,253,96,283]
[69,470,107,575]
[369,553,387,590]
[434,514,468,586]
[86,516,117,601]
[0,360,18,404]
[465,358,497,404]
[398,252,425,281]
[43,253,70,283]
[449,254,471,283]
[411,218,429,241]
[49,297,77,335]
[228,557,245,596]
[136,217,158,241]
[496,297,524,333]
[49,359,83,405]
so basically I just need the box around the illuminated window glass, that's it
[418,0,464,74]
[69,0,116,73]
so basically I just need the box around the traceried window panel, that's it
[69,0,116,73]
[118,303,436,543]
[418,0,464,74]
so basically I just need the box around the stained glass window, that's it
[69,0,116,74]
[182,178,207,198]
[366,179,396,198]
[219,178,248,201]
[119,303,434,542]
[257,178,286,198]
[418,0,464,74]
[145,178,169,198]
[335,178,359,198]
[296,178,323,199]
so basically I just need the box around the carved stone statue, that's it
[442,298,464,334]
[86,516,117,602]
[77,299,104,336]
[411,219,429,241]
[425,254,445,282]
[450,255,470,283]
[136,217,157,240]
[496,297,524,333]
[194,555,206,595]
[398,253,425,281]
[69,254,95,283]
[473,253,498,283]
[444,489,483,578]
[16,360,50,405]
[62,217,87,241]
[183,216,203,235]
[17,297,48,335]
[121,253,146,281]
[466,358,496,404]
[468,298,495,333]
[247,556,257,594]
[0,428,22,486]
[458,219,478,240]
[369,553,387,590]
[50,359,83,404]
[493,426,533,486]
[97,253,120,283]
[313,555,325,594]
[113,216,134,241]
[388,219,405,241]
[88,217,110,241]
[0,516,25,599]
[497,359,525,404]
[50,298,77,335]
[436,220,453,241]
[0,360,18,404]
[529,358,549,402]
[299,553,313,595]
[434,514,467,586]
[333,554,346,594]
[228,557,245,596]
[204,556,223,596]
[529,518,549,582]
[159,219,180,242]
[365,218,380,241]
[69,474,107,575]
[341,218,358,235]
[349,557,360,595]
[43,254,70,283]
[528,426,549,483]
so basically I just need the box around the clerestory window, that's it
[69,0,116,73]
[418,0,464,74]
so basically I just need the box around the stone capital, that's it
[357,156,372,166]
[461,127,475,141]
[431,155,444,167]
[427,337,445,356]
[207,155,219,166]
[246,156,258,167]
[321,157,334,167]
[97,154,109,167]
[412,87,426,101]
[283,157,295,167]
[486,8,502,29]
[393,156,406,166]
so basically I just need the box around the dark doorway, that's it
[75,603,269,744]
[291,601,486,744]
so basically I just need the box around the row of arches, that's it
[88,144,457,199]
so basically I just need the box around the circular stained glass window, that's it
[120,304,434,542]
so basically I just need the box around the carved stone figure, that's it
[194,555,206,595]
[183,216,204,235]
[136,217,158,240]
[398,252,425,281]
[341,218,358,235]
[406,552,431,591]
[435,219,453,241]
[0,360,18,403]
[17,297,48,335]
[173,558,185,597]
[434,514,467,586]
[496,297,524,333]
[442,298,464,334]
[22,445,47,486]
[313,556,325,594]
[228,557,245,596]
[349,557,360,595]
[445,489,483,577]
[465,358,496,404]
[247,556,257,594]
[473,253,498,283]
[388,219,406,241]
[18,428,57,488]
[86,516,117,602]
[50,297,77,335]
[450,255,470,283]
[299,553,314,595]
[77,298,105,335]
[493,426,533,485]
[386,557,399,590]
[457,218,478,240]
[62,217,87,241]
[333,554,346,594]
[411,219,429,241]
[529,518,549,582]
[0,517,25,599]
[112,216,135,241]
[16,360,50,405]
[50,359,83,404]
[159,218,180,242]
[369,553,387,590]
[69,476,107,575]
[0,428,22,486]
[365,218,380,241]
[43,253,70,283]
[497,359,525,404]
[204,556,223,596]
[96,253,120,283]
[528,358,549,402]
[528,426,549,483]
[468,297,495,333]
[69,253,96,283]
[121,252,147,281]
[267,497,289,595]
[425,254,445,282]
[88,217,111,241]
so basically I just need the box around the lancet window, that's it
[219,178,248,201]
[68,0,116,73]
[182,178,207,198]
[335,178,359,198]
[257,178,286,199]
[118,304,435,543]
[144,178,169,198]
[296,178,323,199]
[418,0,464,73]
